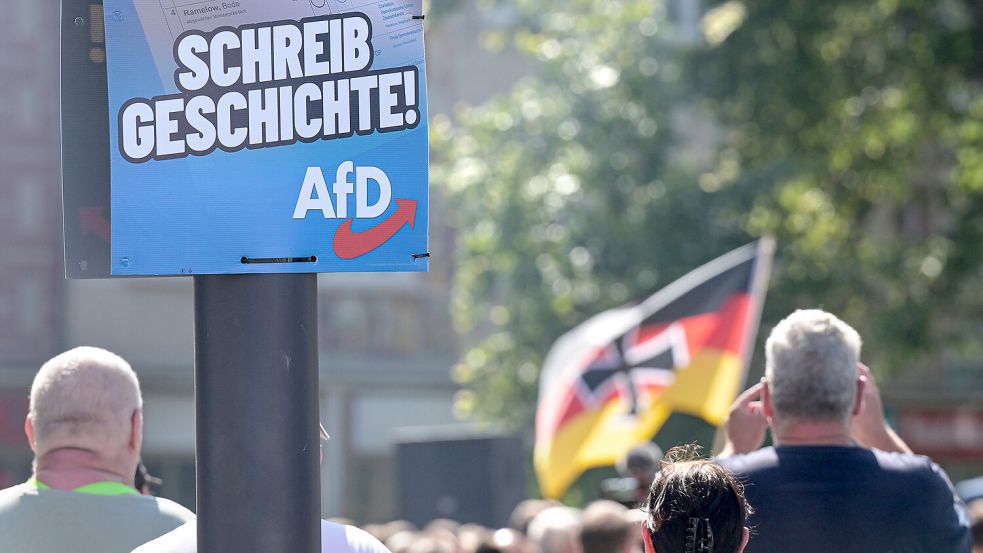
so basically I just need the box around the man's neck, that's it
[34,448,131,490]
[772,420,855,447]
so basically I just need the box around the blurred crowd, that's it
[336,309,983,553]
[1,309,981,553]
[353,453,983,553]
[354,497,643,553]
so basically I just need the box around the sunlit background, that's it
[1,0,982,525]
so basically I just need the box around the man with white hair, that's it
[527,506,583,553]
[718,309,970,553]
[0,347,194,552]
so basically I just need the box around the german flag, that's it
[534,240,773,499]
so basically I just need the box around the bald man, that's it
[0,347,194,552]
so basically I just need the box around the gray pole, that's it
[194,273,320,553]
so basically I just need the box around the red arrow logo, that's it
[79,207,110,242]
[332,199,417,259]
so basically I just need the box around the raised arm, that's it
[850,363,912,454]
[719,380,769,457]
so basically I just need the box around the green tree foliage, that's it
[433,0,983,434]
[691,0,983,371]
[432,1,753,429]
[426,0,466,23]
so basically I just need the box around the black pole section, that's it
[194,273,320,553]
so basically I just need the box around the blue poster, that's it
[103,0,428,275]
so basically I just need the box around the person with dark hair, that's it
[134,461,162,496]
[643,446,750,553]
[615,443,663,504]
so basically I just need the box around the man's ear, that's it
[130,409,143,451]
[24,415,37,452]
[735,527,750,553]
[852,376,866,416]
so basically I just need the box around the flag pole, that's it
[736,236,775,386]
[710,237,775,454]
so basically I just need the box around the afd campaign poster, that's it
[102,0,428,275]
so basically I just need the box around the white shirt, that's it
[131,519,392,553]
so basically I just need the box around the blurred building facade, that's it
[0,0,66,492]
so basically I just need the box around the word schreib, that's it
[118,14,420,163]
[293,162,392,220]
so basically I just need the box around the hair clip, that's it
[685,517,714,553]
[700,518,714,553]
[685,517,698,553]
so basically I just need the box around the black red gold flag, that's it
[534,239,773,498]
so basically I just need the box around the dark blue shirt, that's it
[717,446,971,553]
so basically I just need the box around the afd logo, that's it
[293,162,416,259]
